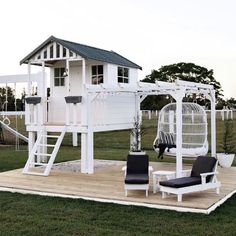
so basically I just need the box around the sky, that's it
[0,0,235,98]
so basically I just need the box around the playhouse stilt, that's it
[81,130,94,174]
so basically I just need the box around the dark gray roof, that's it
[20,36,142,70]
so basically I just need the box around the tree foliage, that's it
[141,62,224,110]
[225,97,236,109]
[0,86,24,111]
[222,119,235,154]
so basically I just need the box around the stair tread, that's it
[23,171,47,176]
[42,135,60,138]
[34,153,51,156]
[38,144,56,147]
[30,162,48,166]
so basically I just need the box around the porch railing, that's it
[25,97,43,125]
[65,96,82,126]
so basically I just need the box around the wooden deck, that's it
[0,161,235,214]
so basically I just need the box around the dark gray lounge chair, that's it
[159,156,221,202]
[123,154,152,197]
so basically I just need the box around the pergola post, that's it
[174,89,185,178]
[210,90,216,157]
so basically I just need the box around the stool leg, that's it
[153,175,156,193]
[177,194,182,202]
[162,192,166,199]
[156,176,160,192]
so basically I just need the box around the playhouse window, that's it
[54,68,65,86]
[118,67,129,83]
[91,65,103,84]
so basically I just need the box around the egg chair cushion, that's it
[167,146,208,157]
[159,131,175,146]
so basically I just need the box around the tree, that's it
[141,62,224,110]
[0,86,16,111]
[0,86,26,111]
[225,97,236,109]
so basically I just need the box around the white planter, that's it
[129,151,146,155]
[217,153,235,168]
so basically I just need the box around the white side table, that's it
[153,171,175,193]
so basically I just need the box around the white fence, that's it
[0,111,25,117]
[205,109,234,121]
[142,109,235,120]
[142,110,159,120]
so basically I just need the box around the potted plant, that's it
[129,114,146,155]
[217,119,235,168]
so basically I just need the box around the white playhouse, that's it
[20,36,142,176]
[20,36,216,178]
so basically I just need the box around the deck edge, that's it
[206,189,236,214]
[0,186,210,214]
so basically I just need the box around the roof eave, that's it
[111,51,142,70]
[19,36,88,65]
[20,35,56,65]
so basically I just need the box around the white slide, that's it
[0,121,28,142]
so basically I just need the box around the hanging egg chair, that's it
[153,103,208,158]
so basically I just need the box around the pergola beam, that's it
[176,79,214,89]
[85,80,215,96]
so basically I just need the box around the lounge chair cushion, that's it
[125,174,149,184]
[160,177,201,188]
[126,154,149,174]
[191,156,217,182]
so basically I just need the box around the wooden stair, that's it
[23,126,66,176]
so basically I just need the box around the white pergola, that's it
[85,79,216,177]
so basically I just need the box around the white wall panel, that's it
[48,60,139,127]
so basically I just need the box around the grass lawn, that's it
[0,115,236,235]
[0,191,236,236]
